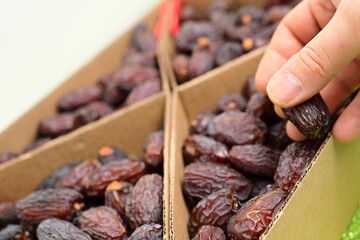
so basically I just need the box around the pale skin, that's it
[255,0,360,142]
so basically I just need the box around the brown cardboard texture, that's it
[0,4,170,155]
[160,0,266,89]
[169,48,360,239]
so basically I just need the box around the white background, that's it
[0,0,161,132]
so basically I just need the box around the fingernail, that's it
[267,71,303,105]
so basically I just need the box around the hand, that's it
[255,0,360,142]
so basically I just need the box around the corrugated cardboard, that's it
[169,48,360,239]
[0,4,171,239]
[159,0,266,89]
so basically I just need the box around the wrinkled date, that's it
[105,181,133,221]
[227,189,287,240]
[115,66,159,92]
[83,159,145,197]
[39,113,81,138]
[183,162,252,201]
[217,93,247,112]
[0,199,19,227]
[265,121,293,149]
[37,218,91,240]
[23,138,52,153]
[36,160,83,190]
[77,206,127,240]
[143,130,164,172]
[282,93,331,139]
[125,174,163,231]
[193,225,226,240]
[189,42,215,79]
[207,111,267,146]
[246,92,278,124]
[0,224,31,240]
[182,134,229,164]
[215,42,243,66]
[274,140,323,192]
[15,188,83,230]
[57,159,101,193]
[58,86,103,112]
[188,188,239,237]
[98,146,128,165]
[102,79,127,107]
[0,152,18,164]
[189,111,215,135]
[125,78,162,106]
[229,144,282,177]
[74,107,100,127]
[172,54,190,84]
[128,223,163,240]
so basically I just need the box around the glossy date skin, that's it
[192,225,226,240]
[58,86,103,112]
[217,93,247,113]
[189,111,215,135]
[128,223,163,240]
[37,218,91,240]
[105,181,133,222]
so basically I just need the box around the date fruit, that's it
[193,225,226,240]
[98,146,128,165]
[180,5,200,22]
[125,78,162,106]
[125,174,163,230]
[274,140,323,192]
[82,159,145,197]
[207,0,231,17]
[105,181,133,222]
[182,135,229,164]
[128,223,163,240]
[244,75,258,97]
[184,162,252,201]
[246,92,278,124]
[189,110,215,135]
[207,111,267,146]
[58,86,103,112]
[102,79,127,107]
[215,42,243,66]
[0,152,18,164]
[229,144,282,177]
[39,113,81,138]
[217,93,247,112]
[172,54,190,84]
[74,107,100,126]
[23,137,52,153]
[188,188,239,237]
[131,24,156,53]
[143,130,164,172]
[115,66,160,91]
[0,199,19,227]
[235,6,264,25]
[282,93,331,139]
[189,41,215,78]
[123,51,157,68]
[57,159,101,193]
[227,188,287,240]
[78,206,127,240]
[37,218,91,240]
[0,224,31,240]
[265,121,292,149]
[15,188,83,230]
[87,101,114,118]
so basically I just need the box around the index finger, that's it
[255,0,336,94]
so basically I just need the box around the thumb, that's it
[266,0,360,107]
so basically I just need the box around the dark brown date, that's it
[184,162,252,201]
[227,188,287,240]
[23,138,52,153]
[0,224,31,240]
[246,92,279,124]
[180,5,200,22]
[0,199,19,227]
[58,86,103,112]
[233,23,265,42]
[105,181,133,221]
[0,152,18,164]
[57,159,101,193]
[282,93,331,139]
[131,24,156,53]
[143,130,164,172]
[188,188,239,237]
[123,51,157,68]
[97,74,113,89]
[124,78,162,106]
[36,160,83,190]
[77,206,127,240]
[74,107,100,126]
[217,93,247,112]
[189,111,215,135]
[265,121,293,149]
[189,42,215,79]
[193,225,226,240]
[98,146,128,165]
[82,159,145,197]
[115,66,160,91]
[207,111,267,146]
[182,135,229,164]
[172,54,190,84]
[229,144,282,177]
[38,113,81,138]
[244,75,258,98]
[37,218,91,240]
[87,101,114,118]
[15,188,83,230]
[235,6,264,25]
[128,223,163,240]
[215,42,243,66]
[210,11,236,40]
[102,78,127,107]
[274,140,323,192]
[250,177,274,198]
[125,174,163,231]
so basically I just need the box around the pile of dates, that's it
[172,0,295,84]
[182,75,327,239]
[0,23,161,164]
[0,129,164,239]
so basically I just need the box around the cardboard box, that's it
[0,4,171,239]
[169,48,360,239]
[159,0,267,89]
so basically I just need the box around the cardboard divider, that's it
[159,0,266,89]
[0,4,170,154]
[169,47,360,239]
